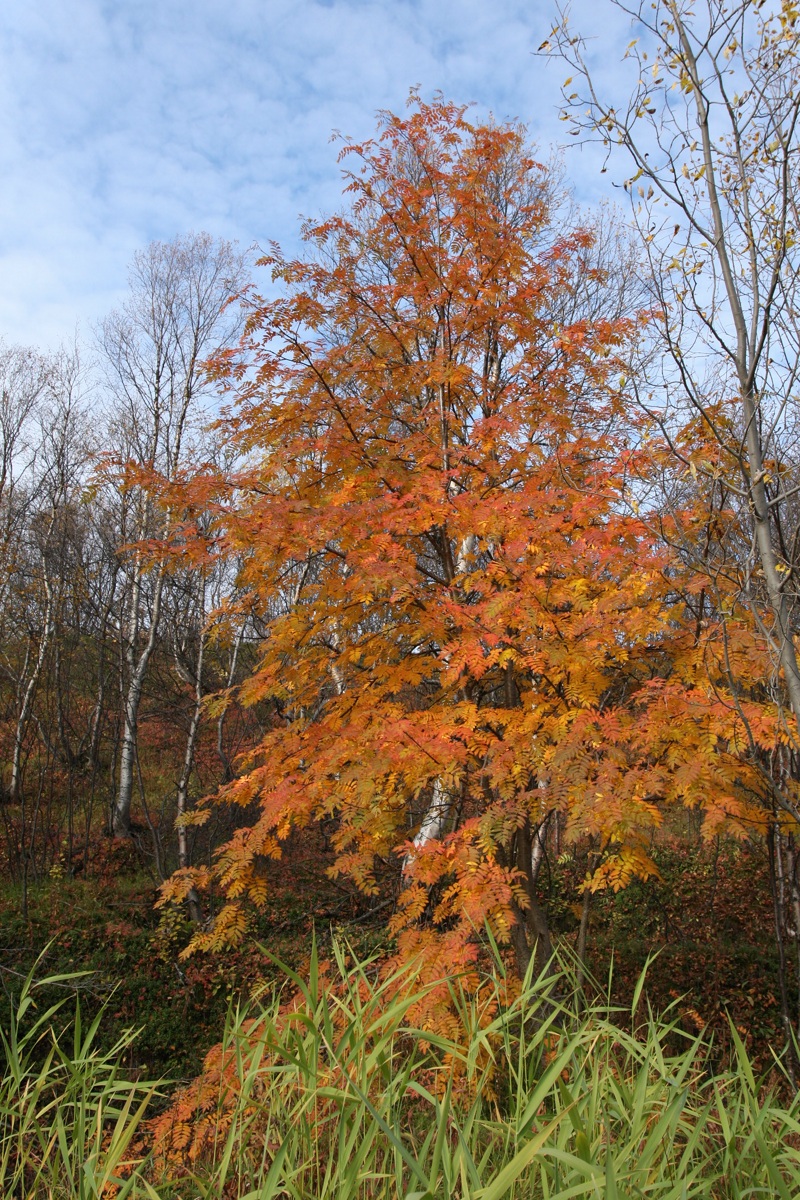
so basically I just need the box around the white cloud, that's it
[0,0,635,349]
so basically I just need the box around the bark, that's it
[10,551,54,805]
[176,623,205,923]
[216,623,244,784]
[513,819,553,979]
[402,532,476,877]
[112,563,166,837]
[402,778,452,878]
[530,812,551,888]
[768,821,798,1085]
[575,887,591,999]
[576,836,599,1003]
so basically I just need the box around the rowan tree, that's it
[163,98,698,977]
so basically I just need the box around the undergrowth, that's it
[2,942,800,1198]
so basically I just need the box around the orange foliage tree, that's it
[162,97,728,975]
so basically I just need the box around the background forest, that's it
[5,1,800,1196]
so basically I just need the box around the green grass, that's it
[3,942,800,1198]
[0,958,158,1198]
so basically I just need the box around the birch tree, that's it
[0,343,50,670]
[101,233,248,838]
[0,347,91,909]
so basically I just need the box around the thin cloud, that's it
[0,0,633,348]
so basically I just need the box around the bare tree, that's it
[552,0,800,732]
[0,346,92,910]
[100,233,248,838]
[0,343,50,642]
[550,0,800,1070]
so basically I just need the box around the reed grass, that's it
[0,958,157,1198]
[2,941,799,1198]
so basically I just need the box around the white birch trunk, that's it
[530,810,552,887]
[216,621,244,783]
[402,778,451,878]
[112,561,166,836]
[402,531,477,877]
[10,574,53,804]
[176,616,205,922]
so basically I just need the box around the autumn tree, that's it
[157,97,698,980]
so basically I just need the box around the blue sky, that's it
[0,0,634,349]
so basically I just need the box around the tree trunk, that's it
[401,778,452,878]
[176,627,205,923]
[112,564,165,837]
[216,622,244,783]
[10,574,53,805]
[768,821,799,1085]
[512,819,553,979]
